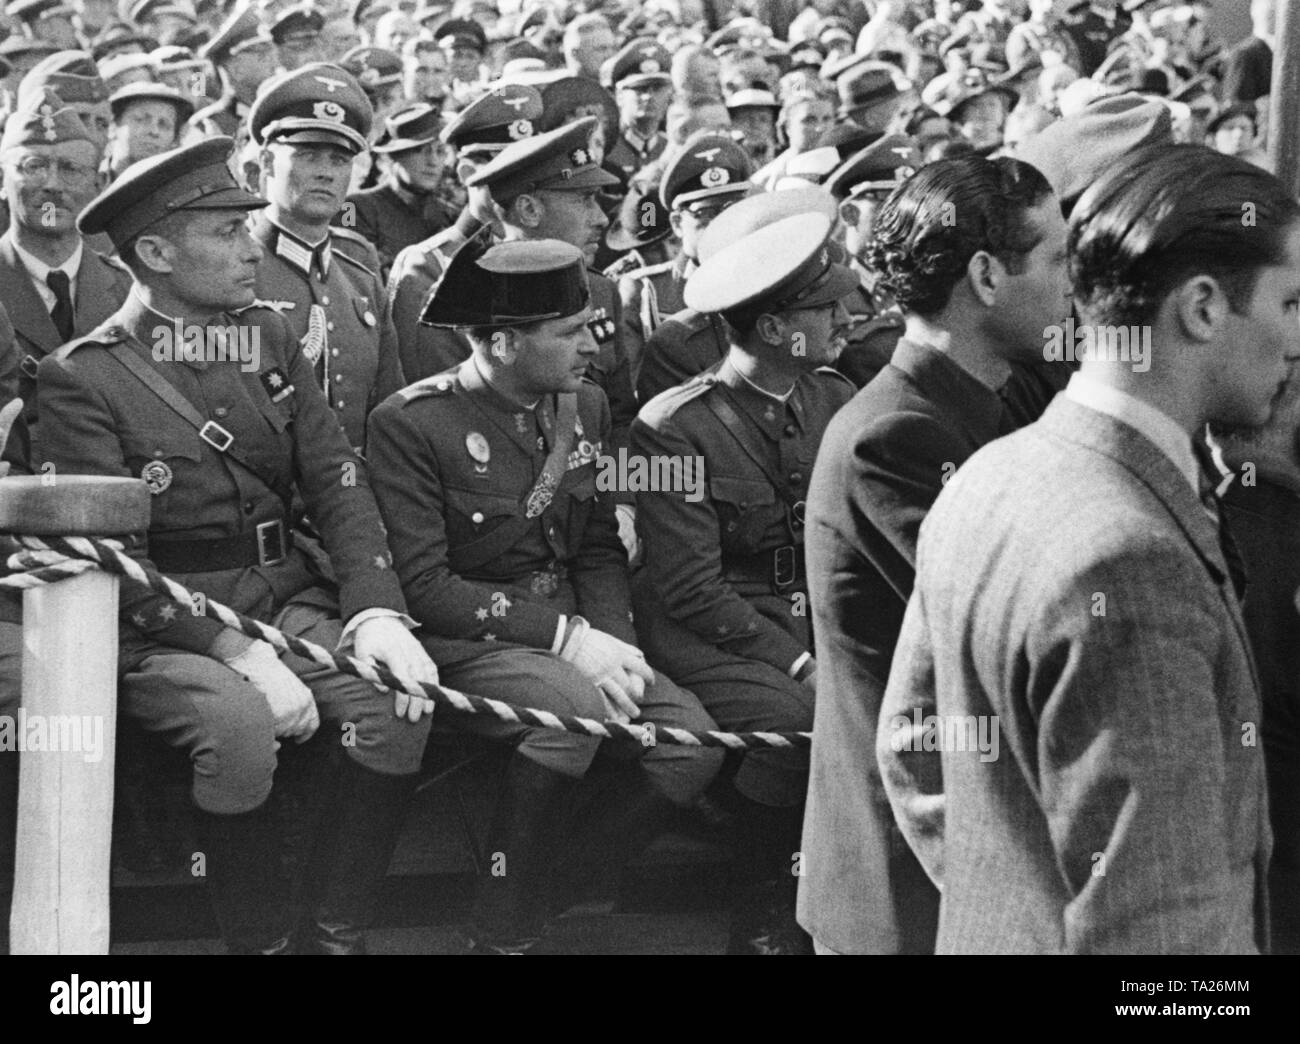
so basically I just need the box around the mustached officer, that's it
[631,194,858,953]
[246,62,404,454]
[36,137,439,954]
[366,233,722,954]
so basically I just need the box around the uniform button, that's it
[321,294,330,305]
[327,322,335,331]
[214,407,229,419]
[335,374,343,382]
[784,424,797,437]
[331,349,339,357]
[243,500,255,514]
[471,512,484,524]
[336,400,345,408]
[789,472,803,484]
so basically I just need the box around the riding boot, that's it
[468,752,575,954]
[193,799,294,955]
[726,797,812,955]
[545,766,676,918]
[301,754,418,955]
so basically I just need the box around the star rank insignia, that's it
[261,366,294,403]
[158,604,178,622]
[475,607,489,621]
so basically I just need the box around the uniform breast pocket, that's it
[710,476,777,555]
[259,401,293,434]
[443,486,520,547]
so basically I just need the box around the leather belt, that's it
[723,545,805,591]
[149,519,288,573]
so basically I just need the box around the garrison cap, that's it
[270,2,326,44]
[432,17,487,53]
[373,102,441,152]
[18,50,110,106]
[421,229,590,328]
[199,4,273,63]
[6,0,73,22]
[109,79,196,122]
[439,83,542,154]
[609,37,672,89]
[1016,93,1173,212]
[341,45,403,92]
[660,129,752,209]
[698,185,838,263]
[685,210,856,320]
[825,134,919,200]
[78,135,267,246]
[248,62,373,154]
[0,87,94,151]
[466,116,619,201]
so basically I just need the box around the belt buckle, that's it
[199,420,235,452]
[256,519,287,567]
[773,545,797,589]
[20,354,39,380]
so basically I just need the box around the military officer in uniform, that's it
[824,134,918,387]
[36,136,440,954]
[466,117,640,554]
[603,37,672,182]
[386,83,542,384]
[246,62,404,453]
[366,233,722,954]
[617,129,752,388]
[631,194,857,953]
[0,90,131,472]
[190,4,279,147]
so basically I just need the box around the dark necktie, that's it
[47,270,74,343]
[1194,443,1249,603]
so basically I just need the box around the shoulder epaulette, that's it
[814,365,856,389]
[397,372,459,404]
[620,258,673,283]
[638,368,717,423]
[333,240,380,278]
[57,322,127,358]
[235,298,296,316]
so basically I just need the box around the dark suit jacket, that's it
[341,180,453,280]
[797,339,1007,953]
[882,395,1269,953]
[0,232,132,470]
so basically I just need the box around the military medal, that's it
[466,431,490,473]
[141,460,173,495]
[525,470,559,518]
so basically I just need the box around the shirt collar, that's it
[1065,371,1200,496]
[13,237,82,289]
[268,217,331,277]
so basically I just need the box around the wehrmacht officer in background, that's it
[617,129,752,387]
[367,233,722,954]
[246,62,404,453]
[631,193,857,953]
[604,37,673,181]
[191,4,279,147]
[36,136,439,955]
[387,83,542,385]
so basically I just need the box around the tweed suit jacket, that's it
[879,394,1270,953]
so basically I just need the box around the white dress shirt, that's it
[12,238,82,313]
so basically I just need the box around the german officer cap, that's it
[248,62,373,155]
[685,210,856,321]
[826,134,919,200]
[0,87,93,151]
[108,79,196,122]
[199,4,273,63]
[6,0,73,23]
[609,37,672,90]
[373,102,441,153]
[125,0,196,26]
[432,17,487,53]
[536,75,618,143]
[698,186,838,263]
[270,2,325,44]
[91,22,155,62]
[659,129,752,210]
[18,50,110,106]
[465,117,620,202]
[421,229,590,328]
[439,83,542,154]
[78,135,268,247]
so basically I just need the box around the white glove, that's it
[224,641,319,742]
[560,617,654,721]
[614,503,641,564]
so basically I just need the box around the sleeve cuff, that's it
[339,607,417,649]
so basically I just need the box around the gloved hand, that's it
[353,615,439,723]
[224,640,319,742]
[561,617,654,722]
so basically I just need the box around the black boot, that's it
[546,767,676,918]
[468,753,575,954]
[0,752,16,956]
[301,755,417,955]
[193,800,294,955]
[726,798,813,955]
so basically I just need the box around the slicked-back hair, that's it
[865,154,1054,318]
[1068,144,1300,329]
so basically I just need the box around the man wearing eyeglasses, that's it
[0,88,131,472]
[619,130,752,397]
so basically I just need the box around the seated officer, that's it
[631,195,857,953]
[246,62,404,454]
[387,83,544,384]
[366,234,722,954]
[35,137,439,955]
[618,129,753,388]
